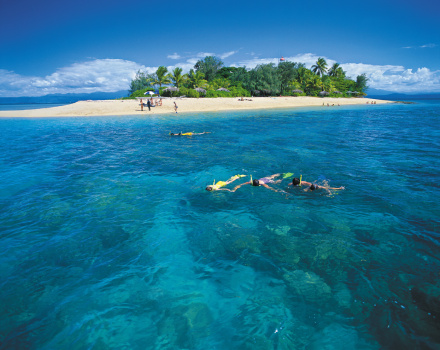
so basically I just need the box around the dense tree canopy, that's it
[194,56,224,82]
[128,57,369,98]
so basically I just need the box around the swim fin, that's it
[282,172,294,179]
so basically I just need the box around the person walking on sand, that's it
[146,99,151,111]
[140,98,144,111]
[174,102,178,113]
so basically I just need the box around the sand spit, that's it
[0,96,393,118]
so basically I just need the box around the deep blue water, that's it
[0,100,439,349]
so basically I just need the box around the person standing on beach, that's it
[146,99,151,111]
[140,98,143,111]
[174,102,178,113]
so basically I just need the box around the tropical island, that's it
[128,56,369,99]
[0,56,392,118]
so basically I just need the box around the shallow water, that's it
[0,101,439,349]
[0,103,67,111]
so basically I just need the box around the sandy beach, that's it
[0,96,393,118]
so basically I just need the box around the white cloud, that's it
[0,59,152,97]
[219,51,237,59]
[167,53,181,59]
[341,62,440,93]
[196,52,215,58]
[402,43,437,49]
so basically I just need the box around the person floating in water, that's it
[289,177,345,192]
[206,174,247,191]
[170,131,210,136]
[232,174,283,193]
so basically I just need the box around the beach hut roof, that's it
[217,88,230,92]
[333,90,342,94]
[164,87,179,92]
[195,88,206,93]
[292,89,303,93]
[319,91,329,96]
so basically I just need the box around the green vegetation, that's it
[128,56,369,98]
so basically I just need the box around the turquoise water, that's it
[0,101,439,349]
[0,104,67,111]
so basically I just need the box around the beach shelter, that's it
[292,89,303,94]
[319,91,329,96]
[163,87,179,92]
[216,88,230,92]
[195,88,206,94]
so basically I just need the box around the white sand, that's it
[0,97,393,118]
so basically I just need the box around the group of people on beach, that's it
[206,174,345,194]
[140,98,179,113]
[140,97,163,111]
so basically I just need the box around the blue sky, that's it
[1,0,439,97]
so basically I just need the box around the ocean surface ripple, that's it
[0,100,439,349]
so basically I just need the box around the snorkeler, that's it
[206,174,247,192]
[232,174,283,193]
[289,177,345,192]
[170,131,210,136]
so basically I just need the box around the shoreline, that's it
[0,96,394,118]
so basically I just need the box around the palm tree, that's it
[356,73,369,93]
[328,63,346,79]
[170,67,187,88]
[328,63,340,77]
[188,69,207,88]
[311,58,328,77]
[152,66,171,88]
